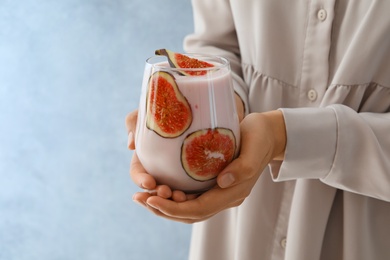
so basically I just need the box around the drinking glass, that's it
[135,53,240,193]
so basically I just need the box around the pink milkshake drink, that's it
[135,53,240,193]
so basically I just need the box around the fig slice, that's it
[146,71,192,138]
[181,128,236,181]
[155,49,214,76]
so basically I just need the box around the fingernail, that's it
[146,201,159,211]
[146,189,157,196]
[219,173,235,188]
[132,196,145,207]
[127,131,134,149]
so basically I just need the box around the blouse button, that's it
[280,238,287,249]
[307,89,318,101]
[317,9,327,21]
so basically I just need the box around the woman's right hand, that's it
[125,110,191,204]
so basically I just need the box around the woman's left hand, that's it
[132,110,286,223]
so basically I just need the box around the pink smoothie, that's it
[135,60,240,193]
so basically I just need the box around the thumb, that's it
[216,159,243,189]
[216,154,263,189]
[217,114,272,188]
[217,146,264,188]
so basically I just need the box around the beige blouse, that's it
[184,0,390,259]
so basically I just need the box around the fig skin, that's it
[146,71,192,138]
[155,49,178,69]
[155,49,214,76]
[181,127,236,182]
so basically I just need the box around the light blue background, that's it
[0,1,194,259]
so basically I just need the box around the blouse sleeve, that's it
[271,104,390,202]
[184,0,249,114]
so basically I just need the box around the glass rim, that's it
[145,53,230,72]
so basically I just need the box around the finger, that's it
[171,190,199,202]
[156,185,172,199]
[125,110,138,133]
[130,153,156,190]
[217,114,269,188]
[186,193,199,200]
[146,193,244,224]
[145,185,250,223]
[171,190,187,202]
[125,110,138,150]
[146,193,210,220]
[216,156,261,189]
[146,185,245,220]
[145,195,217,223]
[133,191,152,207]
[145,203,211,224]
[127,132,135,150]
[147,205,216,224]
[133,192,209,223]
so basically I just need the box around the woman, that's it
[126,0,390,259]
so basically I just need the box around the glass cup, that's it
[135,53,240,193]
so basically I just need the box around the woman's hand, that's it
[126,110,191,202]
[234,93,245,122]
[129,110,286,224]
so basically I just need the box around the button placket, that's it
[298,0,335,106]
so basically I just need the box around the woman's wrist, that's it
[262,110,286,160]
